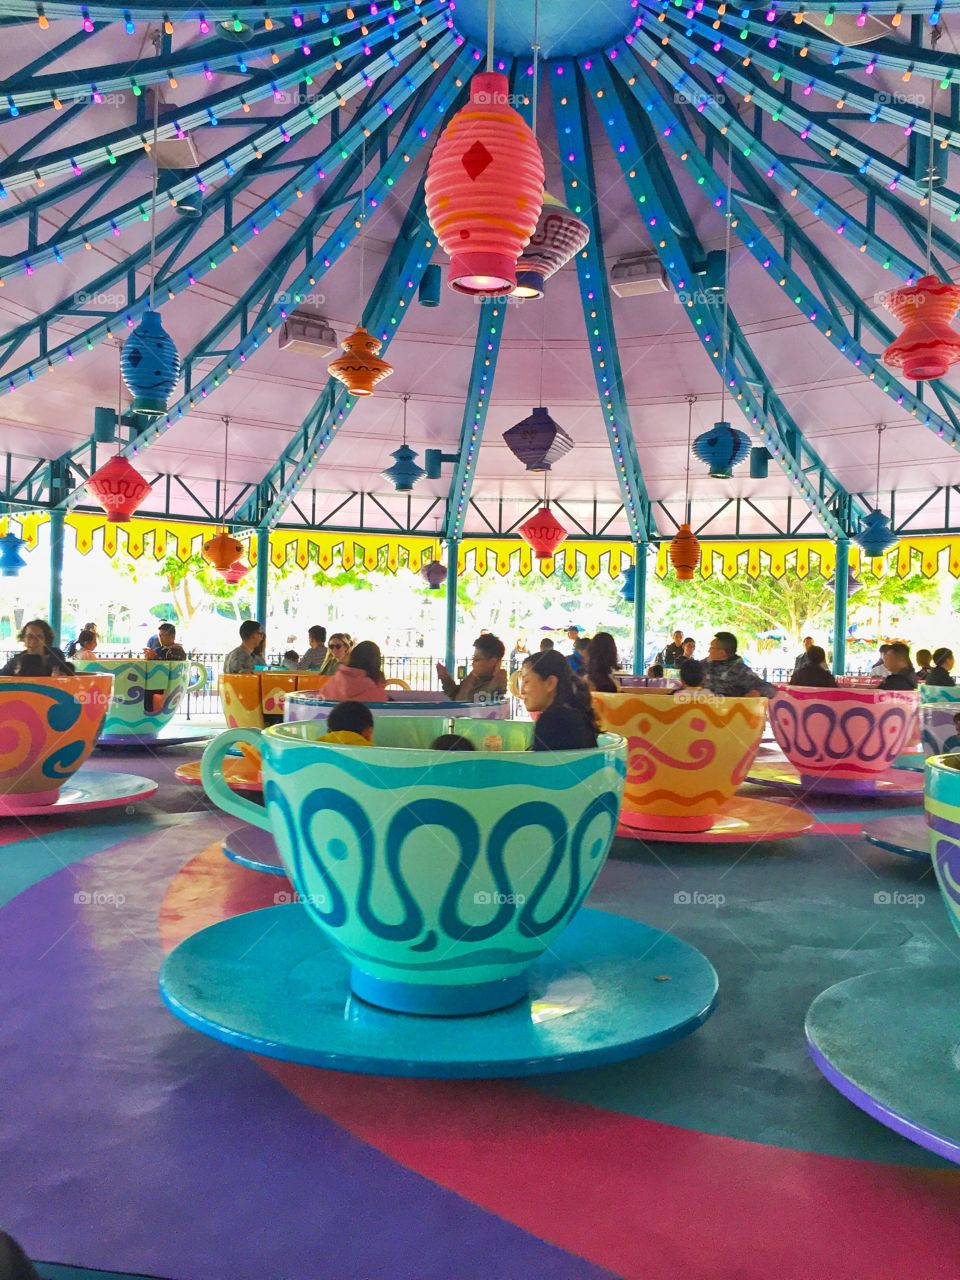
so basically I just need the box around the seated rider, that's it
[703,632,774,697]
[0,620,74,677]
[319,700,375,746]
[436,633,507,703]
[430,734,476,751]
[521,650,599,751]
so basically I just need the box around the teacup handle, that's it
[201,729,270,830]
[187,660,207,694]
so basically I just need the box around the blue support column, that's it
[833,540,849,677]
[48,509,64,644]
[633,549,647,675]
[256,528,269,630]
[444,539,459,675]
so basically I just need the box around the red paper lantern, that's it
[220,559,251,584]
[669,523,701,581]
[882,274,960,380]
[86,454,152,523]
[203,530,244,571]
[519,506,567,560]
[425,71,544,295]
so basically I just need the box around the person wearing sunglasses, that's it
[318,633,352,676]
[223,620,265,675]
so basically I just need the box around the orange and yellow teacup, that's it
[593,691,766,831]
[0,673,113,810]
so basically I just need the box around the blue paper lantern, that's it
[418,264,442,308]
[121,309,181,415]
[855,510,898,559]
[383,444,425,492]
[0,532,27,578]
[620,564,636,603]
[692,421,750,478]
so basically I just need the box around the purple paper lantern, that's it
[421,560,447,589]
[503,406,574,472]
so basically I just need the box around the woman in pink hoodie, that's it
[321,640,391,702]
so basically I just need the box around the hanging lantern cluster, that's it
[669,524,701,581]
[420,560,448,590]
[620,564,636,604]
[519,506,567,560]
[121,310,181,415]
[425,70,544,295]
[0,531,27,578]
[329,326,393,397]
[87,454,153,523]
[503,407,573,471]
[882,275,960,381]
[203,530,244,572]
[513,193,590,300]
[693,422,750,479]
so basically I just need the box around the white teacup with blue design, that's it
[201,716,626,1015]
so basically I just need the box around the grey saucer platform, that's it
[861,814,930,862]
[160,906,719,1079]
[221,824,284,876]
[96,723,216,749]
[806,966,960,1165]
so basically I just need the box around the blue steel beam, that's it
[549,63,656,543]
[585,56,867,539]
[0,3,448,193]
[638,23,960,220]
[606,58,960,451]
[443,302,507,542]
[1,30,460,395]
[57,46,473,519]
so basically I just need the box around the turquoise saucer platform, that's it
[221,823,284,876]
[806,967,960,1165]
[97,723,215,749]
[160,906,718,1079]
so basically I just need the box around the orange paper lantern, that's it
[425,71,545,295]
[87,454,152,523]
[518,506,567,560]
[669,523,701,580]
[882,274,960,380]
[328,326,393,397]
[203,530,244,572]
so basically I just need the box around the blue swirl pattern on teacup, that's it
[74,658,195,737]
[201,716,626,1013]
[924,754,960,940]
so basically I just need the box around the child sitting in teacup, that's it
[319,701,375,747]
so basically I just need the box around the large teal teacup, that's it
[924,754,960,939]
[201,716,626,1015]
[74,658,205,740]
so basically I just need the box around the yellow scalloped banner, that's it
[4,517,960,583]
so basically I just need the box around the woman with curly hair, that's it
[521,649,599,750]
[585,631,620,693]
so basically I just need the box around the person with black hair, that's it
[224,620,265,675]
[646,664,665,679]
[878,642,918,690]
[926,647,956,687]
[0,619,74,676]
[790,646,837,688]
[673,658,705,699]
[430,733,476,751]
[521,650,599,751]
[283,649,300,671]
[658,629,685,668]
[539,637,555,652]
[298,624,328,671]
[586,632,620,693]
[320,700,375,745]
[66,620,99,658]
[704,632,774,697]
[915,648,933,682]
[436,634,507,703]
[569,636,590,676]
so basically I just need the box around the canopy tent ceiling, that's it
[0,1,959,540]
